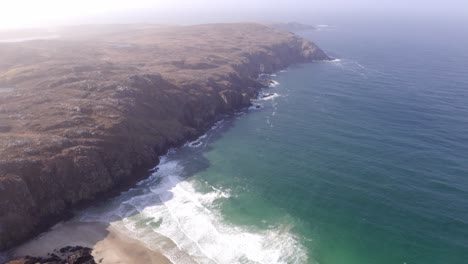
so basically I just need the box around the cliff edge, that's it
[0,23,330,250]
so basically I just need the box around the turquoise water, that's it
[78,19,468,264]
[190,20,468,263]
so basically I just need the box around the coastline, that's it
[0,23,331,252]
[3,71,302,264]
[0,76,283,263]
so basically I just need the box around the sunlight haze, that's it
[1,0,468,263]
[0,0,465,29]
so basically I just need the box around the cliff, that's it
[0,23,330,250]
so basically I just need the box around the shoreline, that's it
[3,72,286,263]
[0,89,258,259]
[0,159,160,257]
[9,221,172,264]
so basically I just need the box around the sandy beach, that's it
[11,221,172,264]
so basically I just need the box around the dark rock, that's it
[6,246,95,264]
[66,247,95,264]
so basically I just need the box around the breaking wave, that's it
[269,80,280,88]
[259,93,280,101]
[80,156,308,264]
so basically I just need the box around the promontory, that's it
[0,23,329,250]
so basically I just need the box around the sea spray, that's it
[80,155,308,264]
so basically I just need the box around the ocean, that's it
[75,18,468,264]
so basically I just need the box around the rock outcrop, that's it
[0,23,330,250]
[6,246,95,264]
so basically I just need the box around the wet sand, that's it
[12,221,172,264]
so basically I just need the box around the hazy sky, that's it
[0,0,466,29]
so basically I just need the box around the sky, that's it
[0,0,466,29]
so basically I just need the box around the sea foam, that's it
[186,134,208,148]
[81,157,308,264]
[260,93,280,101]
[269,80,280,88]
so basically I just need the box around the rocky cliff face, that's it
[0,23,330,250]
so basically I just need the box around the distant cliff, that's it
[0,23,330,250]
[265,21,317,32]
